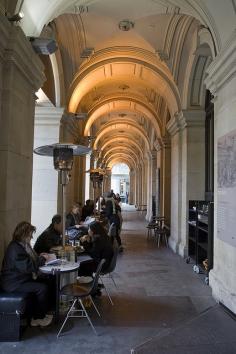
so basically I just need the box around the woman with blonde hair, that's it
[0,221,53,327]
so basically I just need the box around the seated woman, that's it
[66,202,82,228]
[0,221,54,327]
[78,221,114,278]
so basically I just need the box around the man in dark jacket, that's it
[34,214,62,254]
[104,192,123,251]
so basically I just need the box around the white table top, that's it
[39,261,80,274]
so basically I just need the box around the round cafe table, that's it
[39,262,80,323]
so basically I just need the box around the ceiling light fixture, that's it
[80,47,94,58]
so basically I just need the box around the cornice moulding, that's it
[167,110,205,136]
[205,29,236,95]
[35,107,64,125]
[182,109,205,127]
[4,27,45,90]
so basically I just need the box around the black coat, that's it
[0,241,45,292]
[81,205,94,221]
[34,225,61,254]
[66,212,80,228]
[81,234,114,271]
[104,199,120,228]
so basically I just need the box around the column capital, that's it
[154,136,171,151]
[166,111,185,136]
[167,110,205,136]
[205,28,236,96]
[182,109,206,127]
[35,106,64,126]
[151,150,157,160]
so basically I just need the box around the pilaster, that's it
[205,29,236,314]
[0,20,44,263]
[31,106,63,238]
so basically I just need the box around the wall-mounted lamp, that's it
[29,37,58,55]
[7,11,24,22]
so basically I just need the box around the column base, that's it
[178,242,188,258]
[209,268,236,314]
[168,236,178,253]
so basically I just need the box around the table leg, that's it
[55,270,61,323]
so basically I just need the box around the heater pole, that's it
[62,183,66,247]
[59,170,67,247]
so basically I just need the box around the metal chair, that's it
[146,216,165,240]
[57,259,105,337]
[99,245,119,306]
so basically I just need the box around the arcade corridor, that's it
[1,207,236,353]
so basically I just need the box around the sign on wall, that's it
[217,129,236,247]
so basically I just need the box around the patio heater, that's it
[88,168,105,211]
[34,143,91,247]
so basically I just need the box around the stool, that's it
[146,223,158,240]
[0,291,31,341]
[154,228,169,248]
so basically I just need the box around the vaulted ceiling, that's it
[13,0,235,170]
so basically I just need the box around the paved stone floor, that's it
[1,206,235,353]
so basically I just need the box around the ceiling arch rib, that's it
[106,152,136,169]
[108,157,133,170]
[103,147,139,165]
[103,145,140,160]
[68,49,181,117]
[96,118,149,142]
[93,123,150,150]
[84,97,161,136]
[100,137,144,160]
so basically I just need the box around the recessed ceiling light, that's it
[119,84,129,91]
[118,19,134,31]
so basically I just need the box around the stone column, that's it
[166,111,205,254]
[179,110,205,257]
[205,29,236,314]
[146,151,156,221]
[151,151,157,216]
[31,106,63,237]
[104,168,111,193]
[135,164,142,208]
[166,113,184,253]
[0,18,44,262]
[129,168,135,204]
[142,160,147,211]
[154,138,171,223]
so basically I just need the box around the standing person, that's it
[116,193,121,203]
[104,192,123,252]
[0,222,53,327]
[34,214,62,254]
[126,191,129,204]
